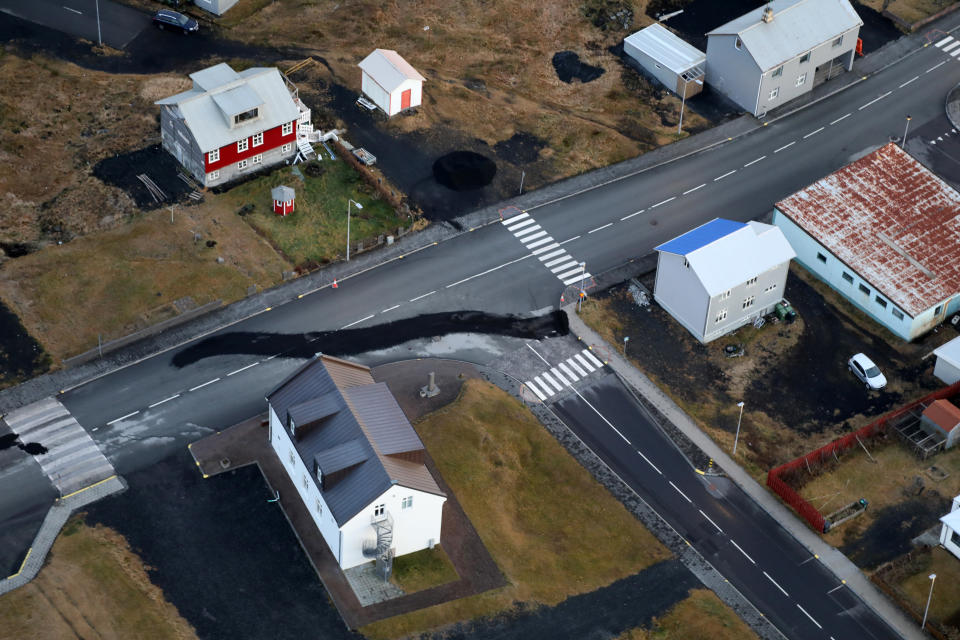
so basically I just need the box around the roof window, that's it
[233,107,259,125]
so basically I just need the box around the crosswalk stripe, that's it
[556,266,585,280]
[558,362,578,381]
[521,230,549,243]
[562,272,591,285]
[513,223,542,237]
[546,257,577,270]
[526,380,548,401]
[505,216,535,230]
[951,48,960,57]
[943,40,960,52]
[526,236,554,249]
[502,212,529,226]
[567,358,588,377]
[550,367,570,386]
[538,248,566,261]
[937,36,954,48]
[533,376,555,397]
[574,353,595,372]
[540,371,564,392]
[531,242,560,255]
[582,349,604,368]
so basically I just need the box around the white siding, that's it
[934,358,960,385]
[702,262,789,342]
[654,252,711,341]
[361,72,391,114]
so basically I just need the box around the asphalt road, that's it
[552,370,896,640]
[0,0,147,49]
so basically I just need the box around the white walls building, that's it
[934,337,960,386]
[358,49,426,116]
[941,494,960,561]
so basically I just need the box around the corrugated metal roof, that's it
[344,383,425,456]
[923,399,960,432]
[314,438,369,475]
[624,24,705,75]
[656,218,747,255]
[358,49,426,93]
[288,393,340,429]
[707,0,862,71]
[775,143,960,316]
[381,456,442,496]
[154,65,299,153]
[271,185,295,200]
[934,337,960,366]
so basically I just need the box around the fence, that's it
[767,378,960,533]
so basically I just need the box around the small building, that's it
[358,49,426,117]
[934,337,960,385]
[271,185,295,216]
[654,218,796,343]
[705,0,862,117]
[192,0,237,16]
[773,143,960,341]
[940,494,960,560]
[156,63,310,188]
[624,23,705,98]
[267,354,446,571]
[921,399,960,450]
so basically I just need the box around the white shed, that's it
[934,337,960,385]
[624,23,705,97]
[193,0,238,16]
[358,49,426,117]
[940,494,960,561]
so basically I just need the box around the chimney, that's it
[762,5,774,23]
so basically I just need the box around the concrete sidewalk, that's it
[563,306,924,640]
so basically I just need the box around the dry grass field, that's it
[859,0,955,25]
[617,589,759,640]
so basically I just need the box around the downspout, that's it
[338,529,343,566]
[754,70,764,116]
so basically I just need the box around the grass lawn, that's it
[361,378,672,638]
[0,516,196,640]
[618,589,759,640]
[390,546,459,594]
[896,546,960,631]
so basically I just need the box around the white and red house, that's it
[272,185,295,216]
[358,49,425,117]
[156,63,311,187]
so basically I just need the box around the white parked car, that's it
[848,353,887,390]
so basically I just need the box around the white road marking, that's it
[650,196,675,208]
[63,6,82,14]
[520,230,548,243]
[341,314,375,329]
[826,583,845,594]
[505,217,535,230]
[562,272,591,285]
[797,604,822,629]
[588,223,613,234]
[582,349,603,368]
[189,378,221,392]
[525,380,548,401]
[227,362,259,376]
[512,224,542,237]
[637,449,662,474]
[550,261,580,274]
[714,170,736,181]
[410,290,436,301]
[538,248,566,261]
[550,367,570,386]
[699,509,724,534]
[502,212,529,225]
[899,75,919,88]
[148,394,180,408]
[731,540,756,564]
[936,36,954,47]
[566,358,588,377]
[574,353,595,372]
[526,343,551,366]
[743,155,766,167]
[830,113,851,125]
[540,370,564,392]
[381,304,400,313]
[774,141,795,153]
[858,91,891,110]
[682,183,706,195]
[107,411,139,425]
[558,235,580,245]
[525,236,554,249]
[764,571,790,597]
[927,60,948,73]
[532,376,554,397]
[621,209,645,220]
[557,362,578,381]
[544,254,573,267]
[953,48,960,58]
[570,386,631,445]
[803,127,824,139]
[557,266,586,280]
[669,480,692,503]
[532,242,560,255]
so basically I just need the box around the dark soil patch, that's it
[433,152,498,191]
[92,144,196,209]
[851,3,904,55]
[0,242,38,258]
[841,494,951,570]
[0,299,51,389]
[552,51,605,84]
[493,132,547,165]
[172,310,569,368]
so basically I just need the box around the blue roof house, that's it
[654,218,796,343]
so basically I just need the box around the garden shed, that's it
[358,49,426,117]
[624,23,705,98]
[921,399,960,450]
[934,336,960,385]
[272,185,295,216]
[941,494,960,560]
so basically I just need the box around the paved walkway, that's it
[564,306,925,640]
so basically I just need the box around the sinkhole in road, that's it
[172,310,569,368]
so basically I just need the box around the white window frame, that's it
[281,142,292,153]
[799,51,811,64]
[289,450,295,466]
[715,309,728,323]
[746,277,758,287]
[832,36,843,48]
[769,87,779,100]
[742,296,755,309]
[374,504,385,517]
[252,153,263,165]
[208,149,220,163]
[315,499,323,515]
[282,121,293,136]
[237,138,249,153]
[764,283,777,294]
[796,73,807,87]
[771,65,783,78]
[207,170,220,182]
[402,496,413,509]
[252,131,264,147]
[238,159,249,171]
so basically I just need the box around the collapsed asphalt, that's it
[171,310,569,368]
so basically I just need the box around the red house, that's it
[156,63,310,188]
[272,185,295,216]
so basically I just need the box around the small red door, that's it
[400,88,411,110]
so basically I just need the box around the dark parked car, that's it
[152,9,199,34]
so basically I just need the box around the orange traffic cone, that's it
[332,279,338,289]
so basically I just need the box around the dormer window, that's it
[315,461,323,485]
[234,107,258,125]
[735,37,742,50]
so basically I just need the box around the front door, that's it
[400,88,411,110]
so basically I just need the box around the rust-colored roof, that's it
[322,354,375,390]
[923,399,960,432]
[776,143,960,316]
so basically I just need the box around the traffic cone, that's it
[332,279,338,289]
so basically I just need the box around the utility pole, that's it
[95,0,102,46]
[733,401,745,455]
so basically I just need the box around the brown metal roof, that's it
[322,354,375,389]
[923,399,960,432]
[776,143,960,316]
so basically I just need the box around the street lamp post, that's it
[623,336,629,356]
[902,115,912,149]
[678,77,703,134]
[346,199,362,261]
[922,573,937,631]
[519,170,525,196]
[96,0,102,46]
[733,401,745,456]
[578,262,586,312]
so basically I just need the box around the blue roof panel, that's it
[655,218,747,255]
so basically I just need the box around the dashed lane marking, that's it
[797,604,822,629]
[409,291,436,302]
[830,113,851,125]
[637,449,662,474]
[803,127,824,139]
[148,394,180,408]
[714,170,737,181]
[899,75,919,88]
[858,91,892,110]
[764,571,790,597]
[731,540,756,564]
[588,223,613,234]
[669,480,692,503]
[381,304,400,313]
[621,209,645,220]
[107,411,139,426]
[682,183,706,195]
[773,142,795,153]
[341,314,374,329]
[650,196,675,208]
[743,155,766,167]
[227,362,259,376]
[189,378,220,392]
[927,60,948,73]
[699,509,724,534]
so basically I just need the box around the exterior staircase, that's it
[362,511,394,580]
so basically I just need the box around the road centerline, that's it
[683,183,706,195]
[669,480,692,503]
[744,155,766,167]
[650,196,675,208]
[341,314,375,329]
[699,509,724,534]
[227,362,259,376]
[773,142,795,153]
[764,571,790,597]
[797,604,822,629]
[409,290,436,302]
[588,223,613,234]
[621,209,645,220]
[189,378,220,392]
[803,127,825,139]
[714,170,737,181]
[731,540,756,564]
[148,394,180,409]
[829,113,851,125]
[858,91,892,110]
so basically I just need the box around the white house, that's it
[941,494,960,561]
[654,218,796,343]
[934,337,960,385]
[267,354,446,572]
[193,0,238,16]
[773,143,960,341]
[624,23,705,98]
[358,49,425,116]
